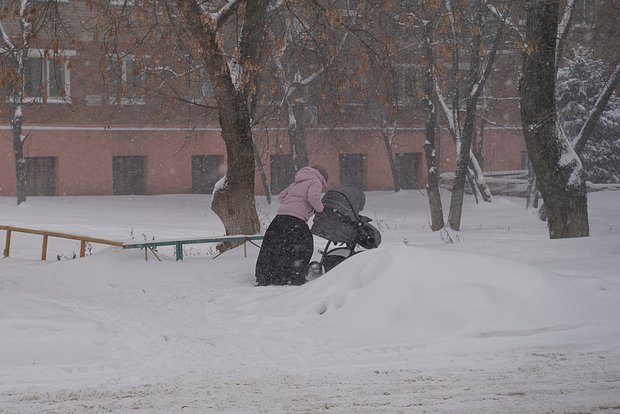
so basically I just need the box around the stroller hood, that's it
[321,186,365,221]
[311,186,380,249]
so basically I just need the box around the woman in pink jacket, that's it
[255,165,328,286]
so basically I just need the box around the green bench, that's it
[122,235,264,261]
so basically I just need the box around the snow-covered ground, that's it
[1,189,619,413]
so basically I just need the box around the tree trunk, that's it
[286,101,309,171]
[421,22,444,231]
[253,137,271,204]
[447,104,477,230]
[447,0,500,230]
[424,136,444,231]
[12,121,27,206]
[525,166,539,211]
[381,124,400,193]
[210,102,261,239]
[210,99,261,237]
[175,0,267,239]
[519,0,589,239]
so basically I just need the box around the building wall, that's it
[1,122,530,198]
[480,128,528,172]
[0,127,226,196]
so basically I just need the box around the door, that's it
[339,153,365,189]
[25,157,56,196]
[270,154,295,194]
[192,155,222,194]
[113,156,145,195]
[395,152,421,190]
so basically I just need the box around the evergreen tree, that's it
[557,47,620,183]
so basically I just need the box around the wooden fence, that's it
[1,225,123,261]
[1,225,263,261]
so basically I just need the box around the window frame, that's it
[24,49,75,104]
[109,55,146,105]
[393,63,418,107]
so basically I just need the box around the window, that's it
[24,50,74,103]
[109,56,145,104]
[25,157,56,196]
[113,156,145,195]
[343,72,366,106]
[191,155,222,194]
[270,154,295,194]
[188,68,214,104]
[395,152,421,190]
[339,153,365,189]
[394,64,418,106]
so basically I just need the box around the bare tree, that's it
[571,61,620,155]
[416,16,445,230]
[94,0,269,237]
[268,0,352,174]
[434,0,504,231]
[523,0,619,214]
[396,0,445,229]
[172,0,269,238]
[518,0,589,238]
[1,0,69,205]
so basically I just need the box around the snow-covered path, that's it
[1,191,619,413]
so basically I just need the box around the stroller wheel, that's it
[307,261,324,280]
[323,254,348,272]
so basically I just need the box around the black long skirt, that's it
[255,215,314,286]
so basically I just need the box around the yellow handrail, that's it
[1,224,122,260]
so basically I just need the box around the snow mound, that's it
[257,246,609,346]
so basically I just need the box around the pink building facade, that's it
[0,123,527,197]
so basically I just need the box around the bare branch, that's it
[484,0,523,39]
[556,0,576,70]
[210,0,244,28]
[470,16,505,102]
[572,62,620,154]
[0,21,15,49]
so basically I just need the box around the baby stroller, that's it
[308,186,381,277]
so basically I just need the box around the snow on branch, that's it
[434,81,462,147]
[209,0,243,28]
[0,19,16,49]
[556,0,576,70]
[572,62,620,154]
[484,1,523,40]
[470,19,504,102]
[444,0,457,41]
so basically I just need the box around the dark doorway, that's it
[25,157,56,196]
[270,154,295,194]
[191,155,222,194]
[339,153,365,189]
[113,156,145,195]
[395,152,421,189]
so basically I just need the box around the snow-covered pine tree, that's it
[557,46,620,183]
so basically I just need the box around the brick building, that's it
[1,0,613,199]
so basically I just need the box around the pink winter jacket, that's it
[276,166,328,222]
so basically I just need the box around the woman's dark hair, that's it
[311,165,328,183]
